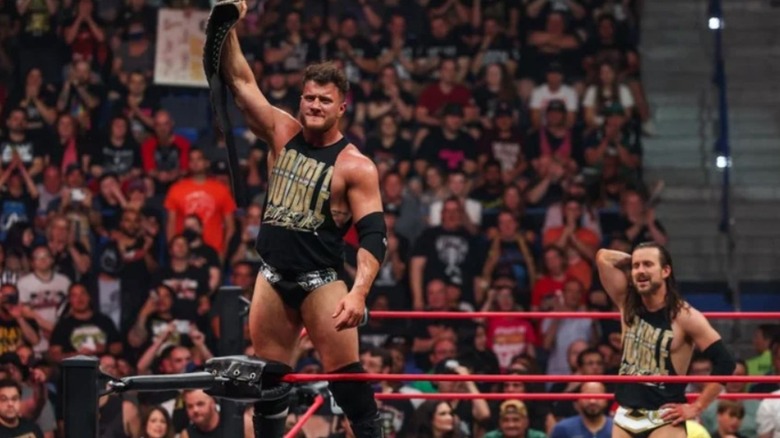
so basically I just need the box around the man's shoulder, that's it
[554,415,583,428]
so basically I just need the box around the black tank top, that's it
[615,307,687,409]
[186,422,223,438]
[256,133,351,272]
[98,396,130,438]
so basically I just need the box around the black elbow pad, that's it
[703,339,736,378]
[355,212,387,264]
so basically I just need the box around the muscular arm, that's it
[595,249,631,309]
[679,307,735,414]
[346,154,384,298]
[219,18,299,149]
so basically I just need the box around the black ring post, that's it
[62,356,99,438]
[218,285,247,436]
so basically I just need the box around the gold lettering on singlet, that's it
[619,316,675,379]
[313,166,334,223]
[263,148,334,232]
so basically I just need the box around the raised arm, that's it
[595,249,631,310]
[217,1,299,149]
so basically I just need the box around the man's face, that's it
[339,18,357,38]
[153,112,173,140]
[547,108,566,127]
[484,165,501,185]
[623,192,644,218]
[579,352,605,375]
[100,356,118,376]
[631,247,669,295]
[499,413,527,438]
[128,73,146,96]
[446,174,466,197]
[120,210,141,237]
[360,353,387,375]
[230,265,255,290]
[69,285,91,313]
[431,18,448,39]
[726,362,747,393]
[382,174,403,199]
[43,167,62,191]
[285,12,301,33]
[439,59,457,83]
[563,280,582,308]
[167,347,192,374]
[544,248,564,275]
[441,200,462,230]
[184,390,215,428]
[31,247,54,273]
[74,61,91,83]
[426,280,447,309]
[188,151,209,175]
[717,409,742,434]
[0,387,20,424]
[576,382,608,419]
[6,111,25,133]
[299,81,345,133]
[388,15,405,35]
[170,237,189,260]
[546,71,563,88]
[430,340,456,366]
[497,213,517,239]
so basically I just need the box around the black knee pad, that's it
[328,362,378,423]
[252,382,292,437]
[253,381,292,418]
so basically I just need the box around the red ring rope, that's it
[374,392,780,401]
[283,373,780,384]
[284,394,324,438]
[369,310,780,320]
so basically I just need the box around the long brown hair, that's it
[623,242,685,326]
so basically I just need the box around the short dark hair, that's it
[576,348,603,368]
[302,62,349,97]
[0,378,21,397]
[362,346,392,369]
[717,400,745,419]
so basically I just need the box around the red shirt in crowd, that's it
[486,316,538,371]
[141,134,191,172]
[416,83,474,117]
[164,178,237,253]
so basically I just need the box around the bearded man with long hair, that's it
[596,242,736,438]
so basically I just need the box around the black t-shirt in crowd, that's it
[50,313,121,354]
[416,129,477,172]
[0,417,44,438]
[91,136,142,177]
[189,243,220,273]
[185,422,223,438]
[0,192,37,240]
[155,265,210,323]
[51,241,90,283]
[363,136,413,172]
[377,394,415,438]
[0,134,43,170]
[411,226,482,301]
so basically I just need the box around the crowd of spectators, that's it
[0,0,777,437]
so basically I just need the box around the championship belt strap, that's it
[203,0,248,208]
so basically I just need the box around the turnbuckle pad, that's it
[204,355,292,402]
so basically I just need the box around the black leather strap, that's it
[203,0,248,208]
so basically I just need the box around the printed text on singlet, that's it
[264,148,334,232]
[620,316,675,378]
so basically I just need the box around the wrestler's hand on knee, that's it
[332,293,366,331]
[660,402,702,425]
